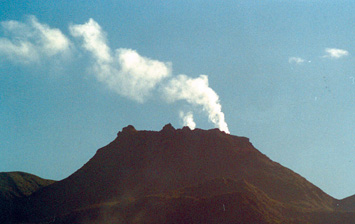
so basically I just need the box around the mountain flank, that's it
[0,172,55,223]
[337,195,355,212]
[3,124,355,223]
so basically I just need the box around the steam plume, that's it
[70,19,172,102]
[179,111,196,130]
[70,18,229,132]
[164,75,230,133]
[0,16,230,132]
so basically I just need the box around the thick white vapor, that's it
[70,19,172,102]
[179,111,196,130]
[164,75,230,133]
[0,16,71,63]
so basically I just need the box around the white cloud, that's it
[0,38,39,63]
[70,19,172,102]
[0,16,71,63]
[164,74,230,133]
[115,48,172,101]
[30,16,71,56]
[323,48,349,59]
[69,18,111,63]
[180,111,196,130]
[288,57,305,64]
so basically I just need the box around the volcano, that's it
[4,124,355,223]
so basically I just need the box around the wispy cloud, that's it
[288,57,305,65]
[323,48,349,59]
[70,19,172,103]
[164,74,229,133]
[0,38,38,63]
[0,16,71,64]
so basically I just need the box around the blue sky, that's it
[0,1,354,199]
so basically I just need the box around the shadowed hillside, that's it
[337,195,355,212]
[0,172,55,223]
[4,124,355,223]
[52,178,299,224]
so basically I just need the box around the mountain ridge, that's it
[2,124,355,223]
[0,172,55,223]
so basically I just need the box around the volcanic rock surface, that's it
[3,124,355,223]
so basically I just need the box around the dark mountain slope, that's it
[53,178,299,224]
[15,124,341,223]
[0,172,55,223]
[39,178,355,224]
[337,195,355,212]
[0,172,55,199]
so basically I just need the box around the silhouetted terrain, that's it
[0,172,55,223]
[2,124,355,223]
[337,195,355,212]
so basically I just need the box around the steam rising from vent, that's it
[69,18,229,132]
[164,75,229,133]
[180,111,196,130]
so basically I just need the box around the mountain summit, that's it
[6,125,355,223]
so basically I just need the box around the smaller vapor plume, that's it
[164,75,230,133]
[179,111,196,130]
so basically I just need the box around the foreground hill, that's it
[0,172,55,199]
[338,195,355,212]
[0,172,55,223]
[44,179,355,224]
[53,178,299,223]
[7,125,355,223]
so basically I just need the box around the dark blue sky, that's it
[0,1,354,199]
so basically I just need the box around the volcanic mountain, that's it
[5,124,355,223]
